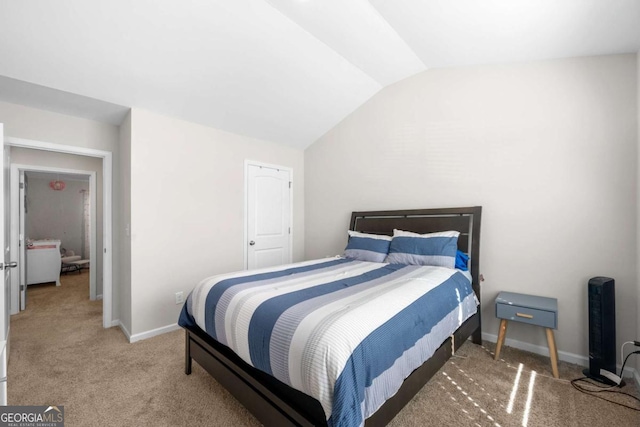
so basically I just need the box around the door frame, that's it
[5,137,113,328]
[243,160,293,270]
[12,165,98,309]
[0,137,9,406]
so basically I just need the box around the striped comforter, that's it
[178,257,478,427]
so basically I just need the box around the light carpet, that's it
[8,271,640,426]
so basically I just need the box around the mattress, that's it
[179,257,478,427]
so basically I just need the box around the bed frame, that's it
[183,206,482,426]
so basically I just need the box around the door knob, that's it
[249,241,255,246]
[0,261,17,270]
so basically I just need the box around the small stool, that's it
[494,291,559,378]
[63,259,90,274]
[61,254,81,274]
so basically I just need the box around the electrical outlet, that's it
[175,291,184,305]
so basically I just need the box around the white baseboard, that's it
[482,332,638,380]
[109,320,180,343]
[128,323,181,343]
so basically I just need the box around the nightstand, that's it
[494,291,559,378]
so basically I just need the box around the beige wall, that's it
[3,55,638,369]
[1,101,120,321]
[305,54,638,361]
[26,177,90,262]
[118,112,132,334]
[0,101,119,152]
[128,108,305,336]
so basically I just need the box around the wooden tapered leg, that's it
[546,328,559,379]
[494,319,508,360]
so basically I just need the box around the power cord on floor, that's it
[571,350,640,412]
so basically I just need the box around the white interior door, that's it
[246,164,291,270]
[1,124,16,405]
[19,171,26,310]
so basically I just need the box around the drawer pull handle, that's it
[516,312,533,319]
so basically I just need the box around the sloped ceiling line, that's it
[0,1,638,149]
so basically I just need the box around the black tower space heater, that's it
[583,277,619,385]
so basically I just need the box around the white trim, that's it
[102,153,112,328]
[244,161,248,269]
[10,164,98,312]
[89,169,97,300]
[5,136,113,328]
[243,160,293,270]
[7,138,110,158]
[483,332,638,378]
[128,323,181,343]
[11,169,23,313]
[96,294,103,300]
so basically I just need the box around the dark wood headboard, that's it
[350,206,482,310]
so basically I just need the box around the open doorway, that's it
[13,167,97,310]
[5,137,113,328]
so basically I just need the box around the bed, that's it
[179,206,482,426]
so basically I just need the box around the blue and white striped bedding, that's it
[179,257,478,427]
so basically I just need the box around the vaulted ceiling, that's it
[1,1,639,149]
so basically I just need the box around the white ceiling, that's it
[0,0,638,149]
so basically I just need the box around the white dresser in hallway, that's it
[26,240,61,286]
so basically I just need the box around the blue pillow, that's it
[455,250,469,271]
[343,231,392,263]
[384,229,459,268]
